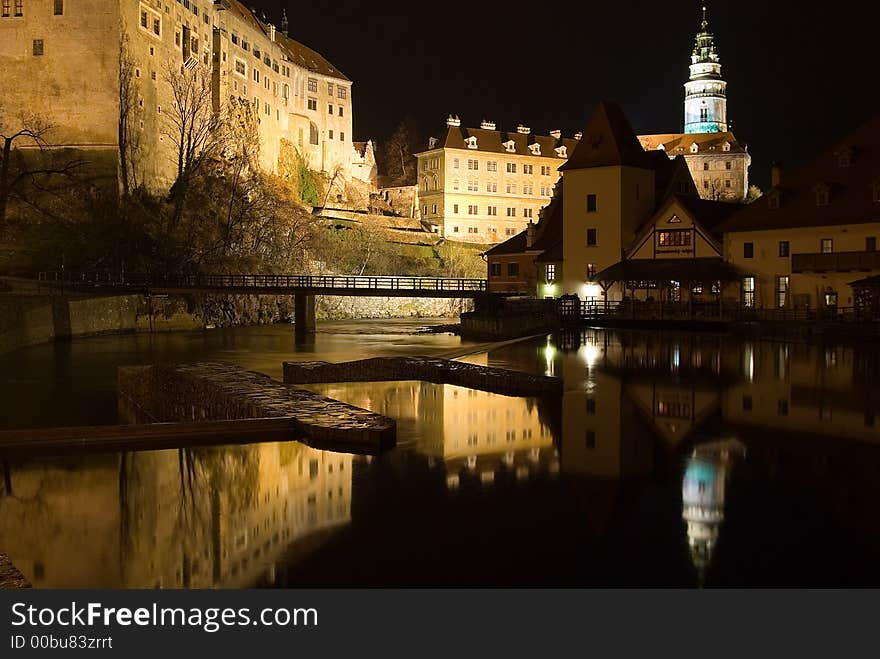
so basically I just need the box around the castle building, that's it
[415,118,579,242]
[639,7,751,202]
[0,0,354,192]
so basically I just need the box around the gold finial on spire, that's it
[701,5,709,30]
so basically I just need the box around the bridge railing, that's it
[38,271,488,293]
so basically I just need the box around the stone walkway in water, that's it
[283,356,562,398]
[0,554,30,589]
[118,362,396,452]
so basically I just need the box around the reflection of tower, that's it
[681,439,745,583]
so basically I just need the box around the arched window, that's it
[309,122,319,145]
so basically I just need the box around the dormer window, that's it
[722,141,731,152]
[815,183,830,207]
[836,147,853,168]
[555,146,567,158]
[503,140,516,153]
[466,136,478,150]
[528,143,541,156]
[690,143,699,154]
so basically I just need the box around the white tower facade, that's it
[684,7,728,134]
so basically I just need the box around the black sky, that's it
[257,0,880,188]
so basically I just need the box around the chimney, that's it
[516,124,531,135]
[574,131,583,140]
[771,162,782,188]
[446,115,461,127]
[268,23,276,41]
[550,129,562,140]
[480,119,496,130]
[526,221,535,248]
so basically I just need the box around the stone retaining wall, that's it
[118,362,396,452]
[283,357,562,398]
[0,554,30,589]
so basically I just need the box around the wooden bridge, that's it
[38,271,490,337]
[38,272,489,298]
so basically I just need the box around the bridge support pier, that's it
[294,294,316,339]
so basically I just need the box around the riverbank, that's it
[0,554,30,589]
[0,280,470,356]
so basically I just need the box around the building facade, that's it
[416,117,578,243]
[0,0,354,192]
[719,115,880,312]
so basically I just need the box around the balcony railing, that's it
[791,250,880,273]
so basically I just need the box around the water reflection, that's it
[682,439,745,583]
[3,323,880,586]
[0,443,351,588]
[302,371,559,490]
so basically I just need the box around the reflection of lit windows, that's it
[821,238,833,253]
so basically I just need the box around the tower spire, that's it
[281,8,289,36]
[701,5,708,30]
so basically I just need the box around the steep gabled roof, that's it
[559,101,651,170]
[717,114,880,233]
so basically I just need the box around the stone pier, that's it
[294,294,316,338]
[283,357,562,398]
[118,362,396,452]
[0,554,30,589]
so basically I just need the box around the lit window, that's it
[546,264,556,282]
[307,78,318,93]
[657,230,692,247]
[742,277,755,307]
[821,238,833,253]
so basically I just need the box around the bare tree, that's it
[0,112,86,224]
[377,117,422,186]
[118,35,142,196]
[161,61,225,224]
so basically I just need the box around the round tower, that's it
[684,6,728,134]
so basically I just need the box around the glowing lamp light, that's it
[578,344,601,369]
[581,283,602,299]
[542,283,557,298]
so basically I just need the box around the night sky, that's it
[257,0,880,188]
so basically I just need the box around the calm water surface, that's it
[1,321,879,587]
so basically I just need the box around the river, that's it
[1,320,879,587]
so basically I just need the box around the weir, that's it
[283,356,562,398]
[118,362,396,452]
